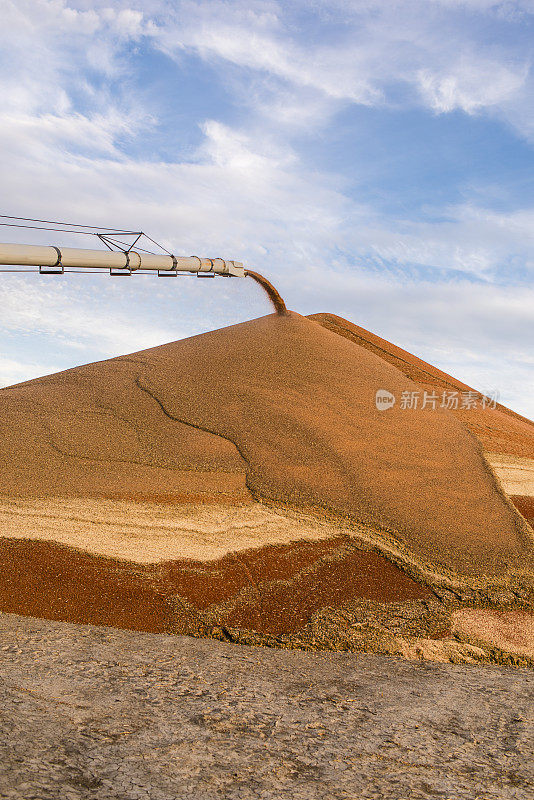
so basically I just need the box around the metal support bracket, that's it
[110,250,132,276]
[39,264,64,274]
[158,255,181,276]
[197,259,215,277]
[191,255,214,277]
[39,246,64,274]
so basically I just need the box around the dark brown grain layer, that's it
[511,495,534,527]
[0,536,432,636]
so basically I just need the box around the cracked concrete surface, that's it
[0,612,532,800]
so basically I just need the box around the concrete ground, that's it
[0,612,532,800]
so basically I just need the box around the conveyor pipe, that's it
[0,242,246,277]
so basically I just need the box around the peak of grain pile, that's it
[1,312,532,663]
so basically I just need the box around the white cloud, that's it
[149,0,533,136]
[0,0,150,120]
[0,355,64,388]
[0,277,173,355]
[155,11,383,106]
[417,58,527,113]
[0,108,145,159]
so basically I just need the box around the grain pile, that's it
[0,311,532,662]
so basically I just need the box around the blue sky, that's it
[0,0,533,417]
